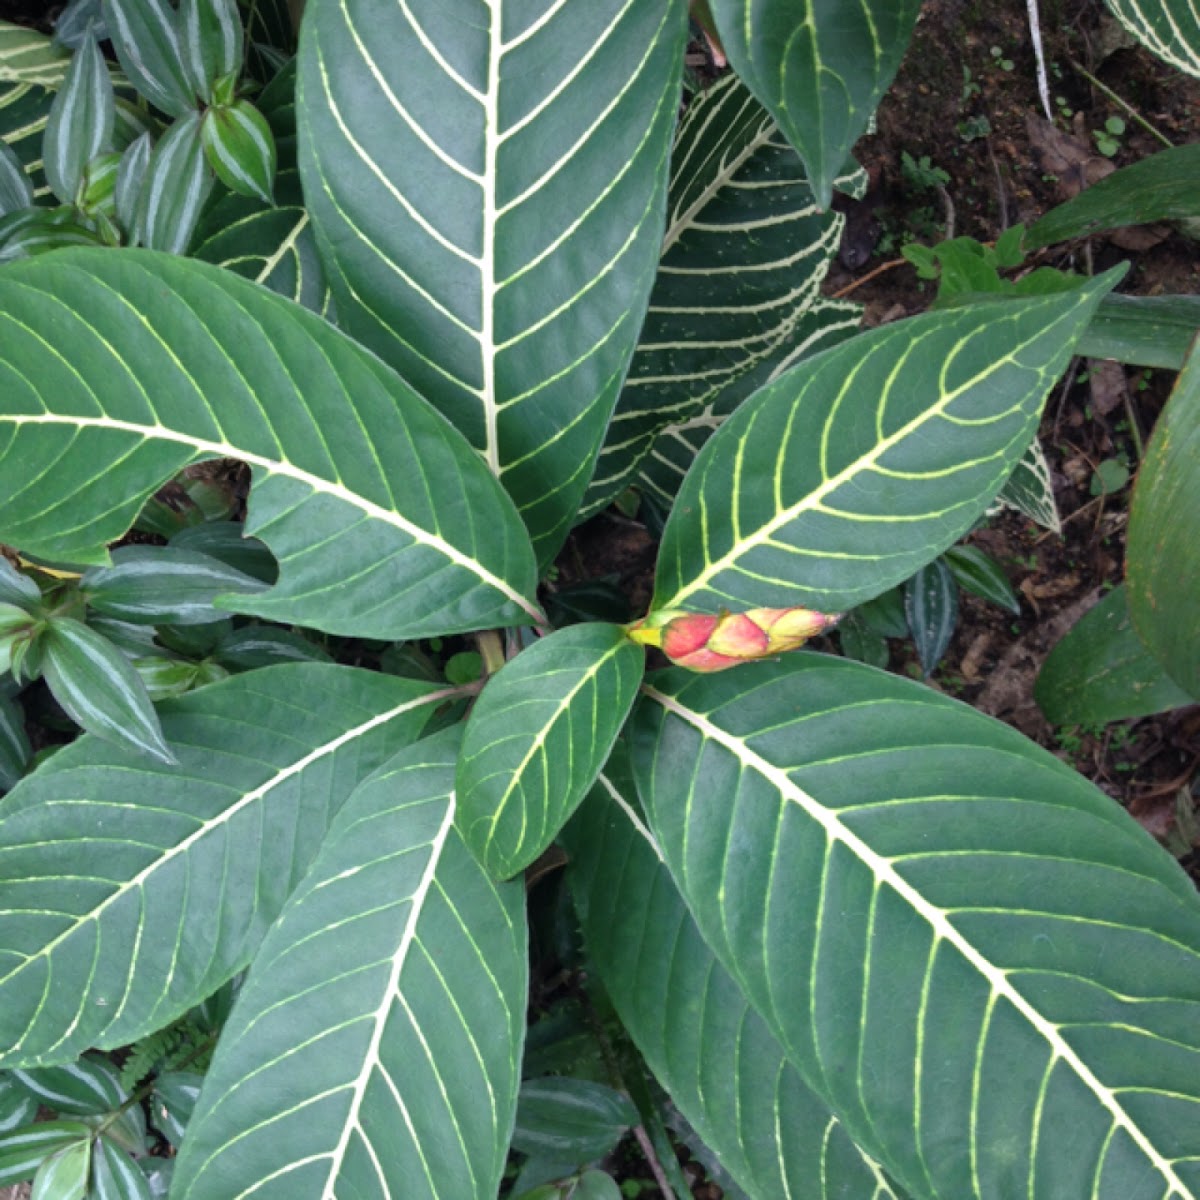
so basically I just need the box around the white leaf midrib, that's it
[646,685,1190,1194]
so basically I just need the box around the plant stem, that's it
[476,629,506,675]
[1068,56,1175,149]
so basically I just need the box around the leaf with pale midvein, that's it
[0,248,539,638]
[705,0,921,209]
[0,664,447,1067]
[636,299,861,509]
[631,655,1200,1199]
[172,728,526,1200]
[1103,0,1200,78]
[562,752,908,1200]
[652,272,1123,615]
[297,0,688,565]
[581,74,853,517]
[456,624,643,880]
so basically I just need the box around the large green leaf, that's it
[1127,343,1200,698]
[582,74,851,517]
[631,655,1200,1199]
[1034,584,1194,724]
[456,624,643,880]
[705,0,921,209]
[1025,144,1200,248]
[297,0,688,564]
[0,248,539,638]
[563,753,908,1200]
[172,728,526,1200]
[652,274,1122,615]
[0,664,446,1067]
[636,299,861,509]
[1079,294,1200,370]
[1104,0,1200,78]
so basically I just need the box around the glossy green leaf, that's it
[13,1055,126,1116]
[512,1078,636,1164]
[0,694,31,791]
[564,760,907,1200]
[168,522,277,581]
[0,559,42,611]
[652,276,1120,615]
[0,1120,90,1187]
[135,112,212,253]
[82,546,268,625]
[150,1072,201,1148]
[0,249,540,638]
[78,150,121,220]
[213,626,329,670]
[200,99,274,204]
[1079,294,1200,370]
[113,131,150,232]
[1026,144,1200,248]
[994,435,1061,532]
[705,0,921,208]
[131,654,208,699]
[104,0,193,117]
[1104,0,1200,78]
[0,1072,38,1133]
[635,300,861,509]
[632,655,1200,1199]
[904,559,958,677]
[31,1136,89,1200]
[584,74,852,516]
[944,544,1021,613]
[0,22,71,88]
[178,0,242,101]
[42,33,113,204]
[42,617,175,764]
[298,0,688,565]
[1035,585,1194,724]
[173,728,527,1200]
[1127,343,1200,698]
[92,1136,153,1200]
[0,664,445,1067]
[457,624,643,880]
[0,139,32,214]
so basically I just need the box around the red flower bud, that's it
[626,605,840,672]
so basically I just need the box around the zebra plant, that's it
[0,1,1197,1199]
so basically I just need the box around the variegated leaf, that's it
[583,74,856,517]
[298,0,688,565]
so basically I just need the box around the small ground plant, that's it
[0,1,1197,1198]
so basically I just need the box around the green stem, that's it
[1068,56,1174,149]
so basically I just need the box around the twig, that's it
[632,1123,678,1199]
[831,257,906,298]
[1123,388,1146,461]
[1026,0,1054,121]
[987,140,1010,230]
[1067,55,1175,149]
[936,184,957,241]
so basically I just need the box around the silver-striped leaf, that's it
[563,752,909,1200]
[583,74,854,517]
[705,0,921,208]
[0,665,446,1067]
[0,248,539,638]
[173,728,526,1200]
[297,0,688,565]
[1104,0,1200,77]
[652,273,1122,615]
[456,624,644,880]
[631,655,1200,1199]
